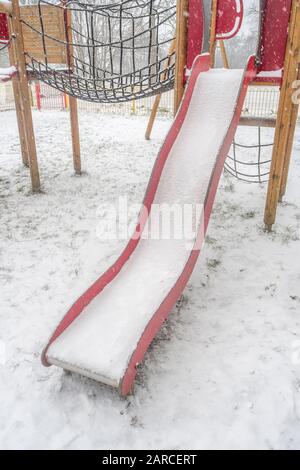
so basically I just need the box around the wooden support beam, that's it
[209,0,218,68]
[145,93,163,141]
[11,80,30,167]
[145,40,175,140]
[7,17,29,167]
[0,1,12,14]
[264,0,300,230]
[69,96,81,174]
[219,39,229,69]
[174,0,188,115]
[279,70,300,200]
[249,81,279,87]
[64,6,81,174]
[11,0,40,191]
[239,117,277,128]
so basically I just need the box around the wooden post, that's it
[7,20,29,167]
[174,0,188,115]
[145,94,163,140]
[279,68,300,200]
[131,98,136,115]
[219,39,229,69]
[10,0,40,191]
[209,0,218,68]
[35,82,41,111]
[64,6,81,174]
[63,93,69,110]
[69,96,81,174]
[145,40,176,140]
[264,0,300,230]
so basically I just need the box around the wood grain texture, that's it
[20,5,66,64]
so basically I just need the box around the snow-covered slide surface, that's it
[44,55,256,395]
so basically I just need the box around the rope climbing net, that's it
[22,0,176,103]
[225,127,274,184]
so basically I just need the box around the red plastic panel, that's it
[186,0,204,70]
[258,0,292,73]
[216,0,244,40]
[0,13,9,44]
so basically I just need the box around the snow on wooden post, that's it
[264,0,300,230]
[10,0,40,191]
[174,0,188,115]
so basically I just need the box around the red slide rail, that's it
[42,53,256,395]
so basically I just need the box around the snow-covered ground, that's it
[0,110,299,450]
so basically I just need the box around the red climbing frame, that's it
[216,0,244,40]
[0,13,9,44]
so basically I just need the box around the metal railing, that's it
[243,86,280,118]
[0,81,282,119]
[0,81,14,111]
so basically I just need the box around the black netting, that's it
[22,0,176,103]
[225,127,273,184]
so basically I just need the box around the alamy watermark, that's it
[95,196,205,250]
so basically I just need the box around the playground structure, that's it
[0,0,300,395]
[0,1,299,226]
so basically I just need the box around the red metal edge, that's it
[120,55,257,396]
[41,54,212,368]
[216,0,244,41]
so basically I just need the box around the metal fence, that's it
[0,80,281,119]
[243,86,280,118]
[32,82,174,117]
[0,81,14,111]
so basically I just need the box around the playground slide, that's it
[42,54,256,395]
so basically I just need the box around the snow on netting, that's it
[23,0,176,103]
